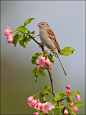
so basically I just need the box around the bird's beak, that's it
[37,23,41,26]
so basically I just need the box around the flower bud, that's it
[76,94,81,101]
[66,85,71,89]
[64,110,68,114]
[73,107,78,113]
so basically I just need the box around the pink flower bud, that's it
[66,90,70,94]
[64,110,68,114]
[76,94,81,101]
[51,105,55,110]
[27,96,33,102]
[69,103,74,107]
[7,37,14,43]
[38,107,42,112]
[38,103,43,108]
[33,112,39,115]
[66,85,71,90]
[45,59,51,66]
[4,26,10,36]
[44,111,49,114]
[73,107,78,113]
[31,100,37,106]
[34,105,37,110]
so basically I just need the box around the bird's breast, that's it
[39,30,56,50]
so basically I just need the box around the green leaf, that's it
[37,35,40,36]
[67,106,74,115]
[18,32,25,41]
[54,92,66,101]
[39,92,46,103]
[60,46,75,56]
[27,30,30,35]
[54,106,61,114]
[13,34,18,47]
[30,31,35,34]
[50,99,55,103]
[43,86,52,94]
[39,70,45,76]
[71,90,82,97]
[17,25,26,32]
[25,37,32,45]
[24,18,35,26]
[19,40,26,48]
[66,96,74,104]
[31,52,42,64]
[72,102,84,108]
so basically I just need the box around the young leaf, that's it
[47,53,54,64]
[24,18,35,26]
[66,96,74,104]
[72,102,84,108]
[39,69,45,76]
[50,99,55,103]
[18,32,25,41]
[19,40,26,48]
[39,92,46,103]
[54,106,61,114]
[71,90,82,97]
[17,25,26,32]
[54,92,66,101]
[30,31,35,34]
[60,46,75,56]
[13,34,18,47]
[25,37,32,45]
[43,86,52,94]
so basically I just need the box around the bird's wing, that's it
[46,29,60,52]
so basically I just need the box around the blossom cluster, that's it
[64,85,80,114]
[36,55,51,69]
[27,96,55,115]
[4,26,14,43]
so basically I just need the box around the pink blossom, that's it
[4,26,10,36]
[69,103,74,107]
[51,105,55,110]
[7,34,14,43]
[76,94,81,101]
[38,103,43,108]
[31,100,37,106]
[27,96,33,102]
[66,90,70,94]
[27,102,33,107]
[73,107,78,113]
[33,112,39,115]
[66,85,71,90]
[36,55,45,65]
[64,110,68,114]
[45,59,52,66]
[43,102,52,112]
[44,110,49,114]
[34,105,37,110]
[38,107,42,112]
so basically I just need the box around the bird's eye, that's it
[42,23,44,25]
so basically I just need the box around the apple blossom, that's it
[27,96,33,102]
[4,26,11,36]
[66,90,70,94]
[76,94,81,101]
[66,85,70,90]
[45,59,51,66]
[69,103,74,107]
[73,107,78,113]
[51,105,55,110]
[33,112,39,115]
[64,110,68,115]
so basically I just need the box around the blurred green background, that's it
[1,1,85,114]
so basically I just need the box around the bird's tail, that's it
[55,50,67,76]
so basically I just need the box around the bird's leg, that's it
[43,49,52,55]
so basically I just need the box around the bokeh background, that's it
[1,1,85,114]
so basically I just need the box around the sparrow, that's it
[37,22,67,76]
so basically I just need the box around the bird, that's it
[37,22,67,76]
